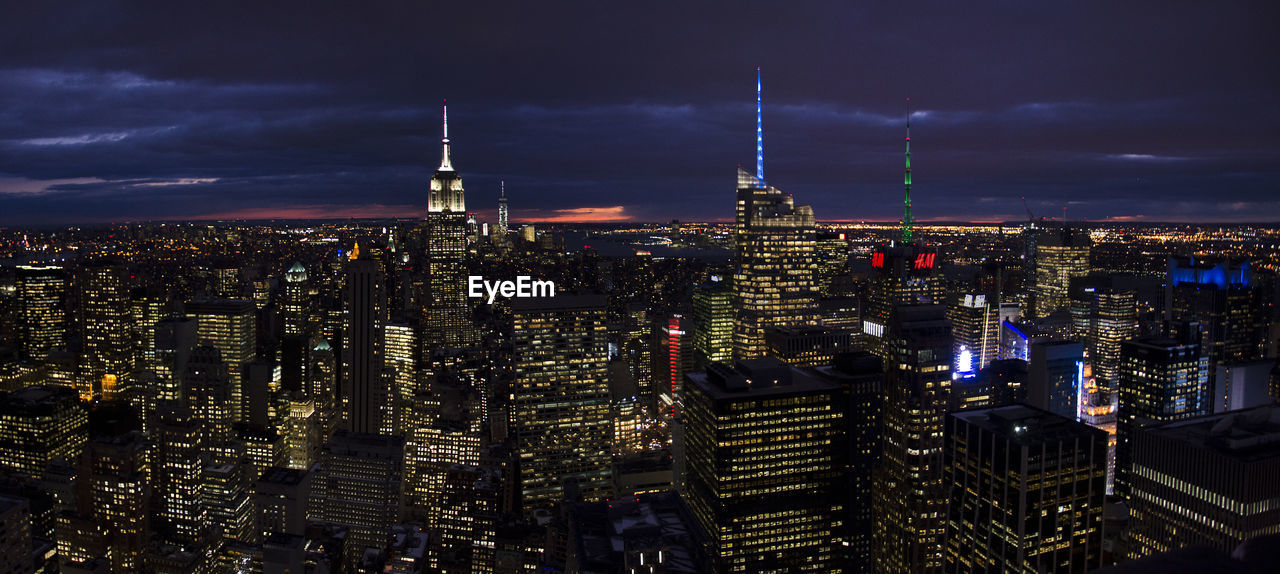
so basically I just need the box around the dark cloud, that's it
[1,1,1278,224]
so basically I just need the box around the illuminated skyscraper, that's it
[1127,405,1280,560]
[185,298,257,424]
[85,419,150,572]
[384,318,420,432]
[944,405,1107,573]
[153,316,197,406]
[864,120,945,362]
[683,357,845,573]
[652,314,693,416]
[154,404,207,548]
[424,101,474,346]
[282,262,311,339]
[873,304,953,574]
[497,181,509,237]
[342,257,388,435]
[691,279,734,369]
[0,386,88,479]
[79,260,133,401]
[404,369,483,527]
[16,264,67,363]
[203,462,253,545]
[864,243,945,361]
[309,339,338,434]
[183,345,236,465]
[1031,225,1091,318]
[1070,275,1138,393]
[1115,325,1211,499]
[1166,256,1272,398]
[511,295,612,512]
[947,293,1000,374]
[731,70,818,360]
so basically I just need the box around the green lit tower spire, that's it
[902,99,914,244]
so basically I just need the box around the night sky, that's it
[2,2,1277,225]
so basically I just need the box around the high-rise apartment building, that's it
[1070,275,1138,393]
[80,260,133,400]
[944,405,1107,573]
[873,304,953,574]
[16,264,67,363]
[154,404,207,547]
[185,298,257,423]
[183,345,236,465]
[683,357,845,573]
[85,422,151,572]
[691,279,734,369]
[153,316,197,404]
[511,295,612,513]
[1115,325,1211,499]
[308,431,405,569]
[0,386,88,479]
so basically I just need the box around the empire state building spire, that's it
[438,99,454,172]
[902,99,914,244]
[429,99,464,213]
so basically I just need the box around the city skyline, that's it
[2,3,1279,225]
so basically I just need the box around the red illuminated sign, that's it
[913,252,936,270]
[871,252,884,268]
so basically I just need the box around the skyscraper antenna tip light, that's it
[755,68,764,182]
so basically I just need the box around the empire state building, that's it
[425,101,474,346]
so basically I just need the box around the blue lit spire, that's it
[756,67,764,182]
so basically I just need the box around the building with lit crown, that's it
[424,101,475,346]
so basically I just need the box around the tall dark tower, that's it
[343,256,388,435]
[902,101,914,244]
[425,100,473,346]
